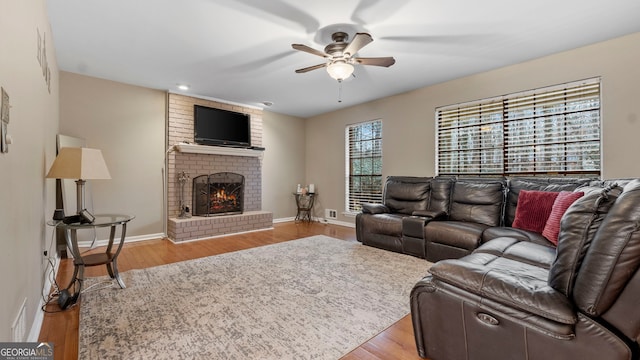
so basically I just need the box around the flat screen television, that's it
[194,105,251,147]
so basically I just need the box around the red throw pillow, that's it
[512,190,559,233]
[543,191,585,245]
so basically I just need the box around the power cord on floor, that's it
[41,277,79,313]
[82,279,116,294]
[41,227,64,312]
[41,224,115,313]
[41,277,116,314]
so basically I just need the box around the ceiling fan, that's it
[292,31,395,82]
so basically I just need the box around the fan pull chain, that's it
[338,80,343,103]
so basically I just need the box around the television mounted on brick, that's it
[193,105,251,147]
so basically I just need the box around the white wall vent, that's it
[12,298,27,342]
[325,209,338,219]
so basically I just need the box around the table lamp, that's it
[46,147,111,222]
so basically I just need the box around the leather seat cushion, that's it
[429,252,576,325]
[482,226,553,247]
[474,237,556,269]
[425,221,488,251]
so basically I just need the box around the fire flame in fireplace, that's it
[211,188,238,210]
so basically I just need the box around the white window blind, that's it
[345,120,383,212]
[437,78,601,176]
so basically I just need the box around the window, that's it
[437,78,601,176]
[346,120,383,212]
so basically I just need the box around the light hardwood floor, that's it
[38,221,424,360]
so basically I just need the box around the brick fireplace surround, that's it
[166,93,273,242]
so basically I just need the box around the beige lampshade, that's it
[46,147,111,180]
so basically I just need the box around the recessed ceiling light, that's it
[262,101,273,107]
[177,84,189,91]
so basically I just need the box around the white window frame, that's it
[345,119,383,213]
[436,78,601,177]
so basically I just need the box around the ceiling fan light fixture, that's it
[326,61,354,81]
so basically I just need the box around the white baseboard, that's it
[77,232,165,248]
[317,218,355,228]
[273,217,355,228]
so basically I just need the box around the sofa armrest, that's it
[429,254,576,325]
[361,203,389,214]
[412,209,447,219]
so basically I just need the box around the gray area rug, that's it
[79,235,430,359]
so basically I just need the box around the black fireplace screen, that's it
[192,172,244,216]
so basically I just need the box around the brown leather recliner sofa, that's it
[357,176,640,359]
[356,175,592,262]
[410,179,640,359]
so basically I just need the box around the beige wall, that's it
[306,32,640,225]
[59,72,166,237]
[0,0,59,341]
[262,110,306,219]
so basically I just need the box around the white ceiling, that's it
[47,0,640,118]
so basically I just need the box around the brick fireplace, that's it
[166,94,273,242]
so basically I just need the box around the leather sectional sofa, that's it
[356,176,592,262]
[356,176,640,359]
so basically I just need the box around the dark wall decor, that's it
[36,28,52,93]
[1,87,9,153]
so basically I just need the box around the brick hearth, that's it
[166,93,273,242]
[167,211,273,242]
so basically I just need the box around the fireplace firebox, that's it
[192,172,244,216]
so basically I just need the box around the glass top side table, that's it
[47,214,134,308]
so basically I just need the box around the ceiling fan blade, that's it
[228,51,296,72]
[351,0,411,26]
[292,44,327,58]
[343,32,373,57]
[354,57,396,67]
[295,63,327,73]
[222,0,320,34]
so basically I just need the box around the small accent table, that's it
[293,193,316,222]
[47,214,134,303]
